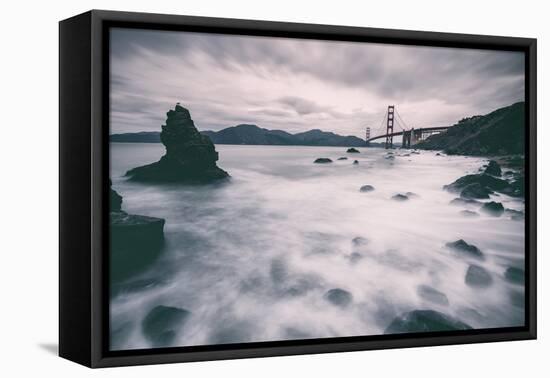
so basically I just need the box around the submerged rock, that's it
[465,264,493,287]
[384,310,472,334]
[481,201,505,216]
[417,285,449,306]
[460,210,480,217]
[485,160,502,176]
[392,194,409,201]
[450,197,481,207]
[142,305,190,347]
[352,236,370,247]
[126,104,229,183]
[359,185,375,193]
[347,148,360,153]
[314,158,333,164]
[504,267,525,285]
[460,183,491,199]
[324,288,353,308]
[445,239,484,260]
[337,157,348,160]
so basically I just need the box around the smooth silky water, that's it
[110,143,525,350]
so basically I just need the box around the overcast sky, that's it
[110,28,524,138]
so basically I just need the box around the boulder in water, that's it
[465,264,493,287]
[444,173,508,193]
[346,148,360,153]
[417,285,449,306]
[445,239,484,260]
[460,183,492,199]
[109,182,165,281]
[480,201,505,216]
[392,194,409,201]
[126,104,229,183]
[359,185,375,193]
[324,288,353,308]
[142,305,190,347]
[384,310,471,334]
[314,158,333,164]
[485,160,502,176]
[353,160,359,165]
[460,210,480,217]
[337,157,348,160]
[504,267,524,285]
[110,211,165,281]
[352,236,369,247]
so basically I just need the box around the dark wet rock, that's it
[352,236,370,247]
[450,197,481,207]
[324,288,353,308]
[346,252,363,264]
[444,173,508,193]
[480,201,505,217]
[353,160,359,165]
[417,285,449,306]
[405,191,419,198]
[465,264,493,288]
[392,194,409,201]
[142,305,190,347]
[385,155,395,160]
[460,210,480,217]
[460,183,491,199]
[110,211,165,281]
[436,152,442,156]
[347,148,360,153]
[509,289,525,308]
[359,185,375,193]
[314,158,333,164]
[505,267,525,285]
[126,104,229,183]
[485,160,502,176]
[337,157,348,160]
[110,179,122,211]
[445,239,484,260]
[499,176,525,197]
[384,310,472,334]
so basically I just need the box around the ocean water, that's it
[110,143,525,350]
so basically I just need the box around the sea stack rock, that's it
[126,104,229,183]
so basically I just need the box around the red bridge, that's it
[365,105,451,149]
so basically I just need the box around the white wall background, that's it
[0,0,546,376]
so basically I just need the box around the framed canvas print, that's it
[59,10,537,368]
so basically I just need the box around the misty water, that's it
[110,143,525,350]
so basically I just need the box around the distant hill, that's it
[416,102,525,156]
[109,131,161,143]
[110,124,366,147]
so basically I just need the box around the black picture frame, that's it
[59,9,537,368]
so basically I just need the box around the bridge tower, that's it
[385,105,395,149]
[365,127,370,145]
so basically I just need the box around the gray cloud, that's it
[110,28,525,137]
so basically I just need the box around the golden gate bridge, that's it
[365,105,451,149]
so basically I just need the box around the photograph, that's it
[107,27,526,351]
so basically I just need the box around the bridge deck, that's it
[365,126,451,143]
